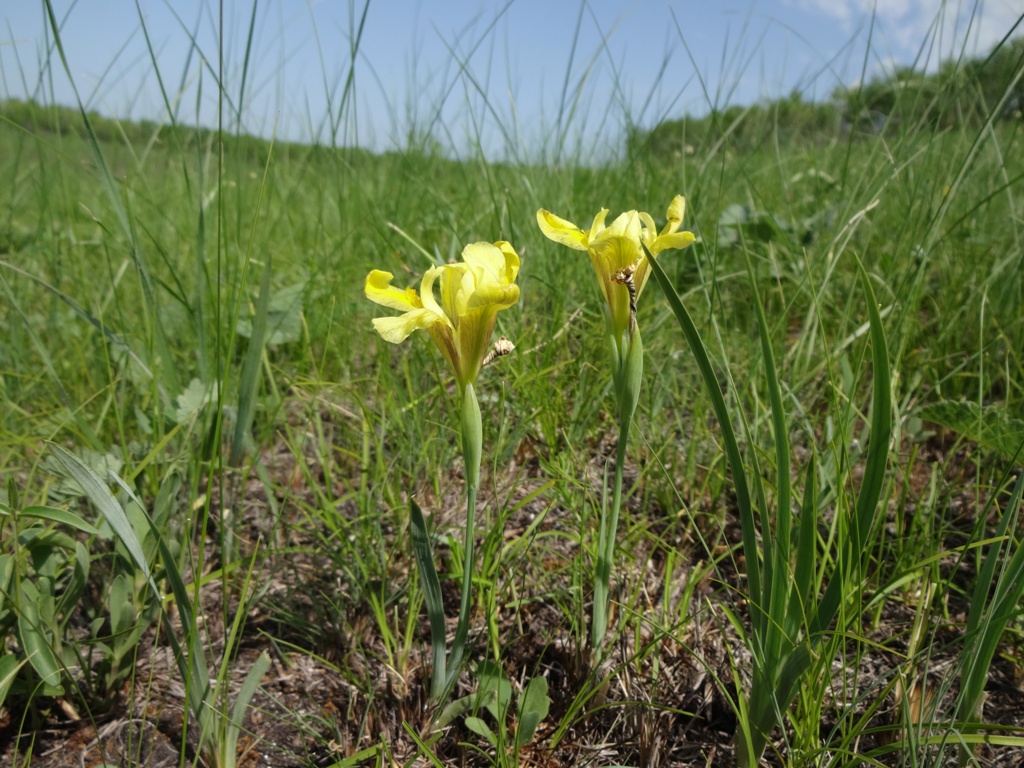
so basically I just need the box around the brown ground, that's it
[2,432,1023,768]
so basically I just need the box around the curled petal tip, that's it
[537,209,589,250]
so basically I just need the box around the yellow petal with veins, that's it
[536,209,589,250]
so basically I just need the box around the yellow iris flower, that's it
[536,195,695,341]
[365,240,520,389]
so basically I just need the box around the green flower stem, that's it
[592,411,629,651]
[592,329,643,653]
[447,382,482,689]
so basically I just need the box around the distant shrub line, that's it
[628,36,1024,157]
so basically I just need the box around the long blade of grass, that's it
[958,471,1024,727]
[409,498,447,700]
[0,654,26,707]
[231,252,271,467]
[793,452,818,618]
[13,505,101,537]
[646,244,760,603]
[402,721,446,768]
[16,592,62,690]
[746,252,792,662]
[812,259,891,634]
[224,650,271,758]
[0,259,154,384]
[105,469,212,718]
[49,445,212,719]
[48,445,149,580]
[43,0,181,399]
[733,249,802,765]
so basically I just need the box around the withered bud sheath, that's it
[481,336,515,367]
[612,264,638,335]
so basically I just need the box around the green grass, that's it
[2,3,1024,766]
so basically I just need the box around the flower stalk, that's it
[365,240,519,703]
[447,381,481,683]
[536,198,694,655]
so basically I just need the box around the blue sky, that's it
[3,1,1022,159]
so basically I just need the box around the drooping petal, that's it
[467,280,520,313]
[650,230,696,255]
[537,209,589,250]
[642,195,694,255]
[365,270,423,311]
[372,310,441,344]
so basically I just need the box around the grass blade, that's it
[224,650,271,758]
[231,252,271,467]
[812,259,892,634]
[646,244,760,602]
[47,445,149,581]
[409,498,447,701]
[958,471,1024,732]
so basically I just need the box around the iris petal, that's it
[536,210,589,250]
[372,310,440,343]
[365,270,423,311]
[421,266,456,330]
[650,231,696,255]
[365,240,521,388]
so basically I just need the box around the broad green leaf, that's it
[109,573,135,636]
[40,447,125,503]
[172,378,217,423]
[0,654,26,707]
[8,505,101,536]
[435,692,477,730]
[17,590,62,690]
[475,659,512,722]
[223,651,272,759]
[55,540,89,625]
[465,716,497,747]
[516,675,550,747]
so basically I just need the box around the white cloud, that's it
[787,0,1023,59]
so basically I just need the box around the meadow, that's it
[1,11,1024,768]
